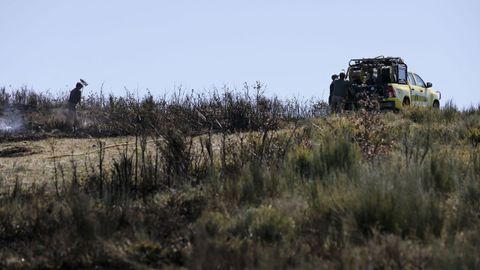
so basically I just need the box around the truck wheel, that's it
[433,100,440,109]
[402,98,410,108]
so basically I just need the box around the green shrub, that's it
[246,206,295,244]
[216,161,286,207]
[132,239,187,267]
[288,134,360,180]
[302,189,347,257]
[341,234,432,269]
[199,206,295,245]
[449,179,480,232]
[217,163,266,206]
[423,153,458,194]
[440,100,460,123]
[403,107,433,123]
[466,127,480,147]
[238,164,267,205]
[191,207,297,269]
[353,166,445,240]
[289,146,314,178]
[473,150,480,176]
[201,211,230,237]
[431,230,480,269]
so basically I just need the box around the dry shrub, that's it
[1,84,314,139]
[350,109,394,161]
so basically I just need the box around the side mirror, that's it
[426,82,433,88]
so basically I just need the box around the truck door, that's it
[407,72,419,106]
[412,73,428,106]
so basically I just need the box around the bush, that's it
[440,100,460,123]
[432,230,480,269]
[352,166,445,240]
[449,178,480,232]
[191,207,298,269]
[222,205,296,241]
[467,128,480,147]
[288,133,360,180]
[350,109,394,161]
[423,153,458,194]
[238,206,295,244]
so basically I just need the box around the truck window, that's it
[397,65,407,84]
[408,73,415,85]
[414,74,426,88]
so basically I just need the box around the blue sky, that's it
[1,0,479,108]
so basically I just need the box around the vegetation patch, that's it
[0,88,479,269]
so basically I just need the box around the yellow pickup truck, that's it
[345,57,441,110]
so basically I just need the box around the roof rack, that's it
[348,56,405,67]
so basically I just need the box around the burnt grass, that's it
[0,84,322,139]
[0,145,40,158]
[1,85,480,269]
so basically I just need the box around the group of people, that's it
[328,72,351,113]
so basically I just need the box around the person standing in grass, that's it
[67,82,84,132]
[329,74,338,107]
[332,72,350,114]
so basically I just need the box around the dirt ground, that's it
[0,136,156,189]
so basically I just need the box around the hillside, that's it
[0,88,479,269]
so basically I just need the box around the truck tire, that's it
[402,98,410,108]
[433,100,440,109]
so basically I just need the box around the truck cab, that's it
[407,71,440,108]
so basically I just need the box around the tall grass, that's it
[1,89,480,268]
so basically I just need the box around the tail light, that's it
[387,86,396,98]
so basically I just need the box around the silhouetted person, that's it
[329,74,338,106]
[67,82,83,132]
[366,72,376,85]
[377,68,391,86]
[332,72,350,113]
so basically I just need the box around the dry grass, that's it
[0,137,137,186]
[0,89,479,269]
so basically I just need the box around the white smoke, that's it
[0,107,24,133]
